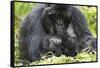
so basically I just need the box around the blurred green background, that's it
[14,2,97,66]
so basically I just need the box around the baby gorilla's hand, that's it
[49,36,62,48]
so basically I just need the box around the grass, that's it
[15,51,97,66]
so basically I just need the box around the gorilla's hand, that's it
[49,36,62,48]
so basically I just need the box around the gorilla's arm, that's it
[71,7,96,51]
[19,4,48,61]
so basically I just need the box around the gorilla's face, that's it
[47,5,72,35]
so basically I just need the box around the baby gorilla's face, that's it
[49,36,62,49]
[48,36,62,57]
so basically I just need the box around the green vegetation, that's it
[14,2,97,66]
[30,52,96,65]
[80,6,97,37]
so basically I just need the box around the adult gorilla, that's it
[19,4,96,62]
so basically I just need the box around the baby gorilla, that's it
[42,36,62,57]
[42,35,79,57]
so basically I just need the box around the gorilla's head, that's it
[47,4,72,35]
[42,4,72,36]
